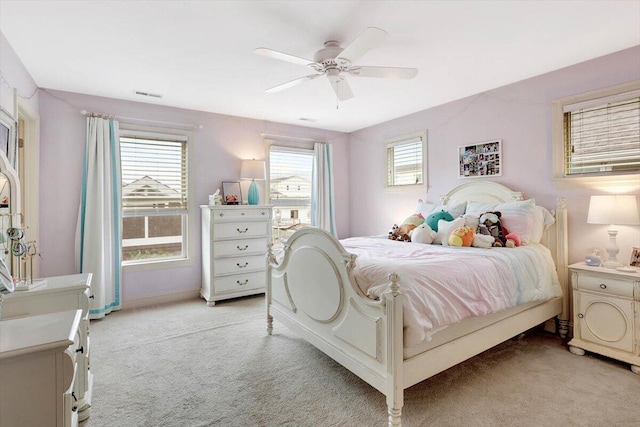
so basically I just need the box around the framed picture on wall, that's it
[0,108,17,170]
[458,139,502,178]
[222,181,241,205]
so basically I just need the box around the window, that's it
[267,143,314,245]
[553,81,640,184]
[385,130,427,188]
[119,127,191,265]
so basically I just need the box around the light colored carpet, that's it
[81,295,640,427]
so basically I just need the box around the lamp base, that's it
[247,180,259,205]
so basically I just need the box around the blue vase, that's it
[248,180,259,205]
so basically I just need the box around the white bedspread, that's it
[340,237,562,348]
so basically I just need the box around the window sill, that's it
[384,184,428,193]
[123,257,195,273]
[552,173,640,192]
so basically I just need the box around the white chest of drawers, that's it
[0,309,83,427]
[2,273,94,419]
[568,263,639,374]
[201,205,272,306]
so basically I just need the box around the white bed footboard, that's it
[266,228,404,421]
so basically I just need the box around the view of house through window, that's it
[268,145,313,245]
[120,130,188,263]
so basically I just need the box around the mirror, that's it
[0,112,21,279]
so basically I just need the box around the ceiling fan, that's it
[254,27,418,101]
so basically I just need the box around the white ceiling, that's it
[1,1,639,133]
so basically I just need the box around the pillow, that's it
[433,201,467,219]
[530,205,555,243]
[426,210,454,232]
[433,217,465,245]
[466,199,537,244]
[415,199,437,217]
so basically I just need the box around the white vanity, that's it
[0,309,83,427]
[1,273,94,421]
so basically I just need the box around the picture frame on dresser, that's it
[222,181,241,205]
[630,247,639,267]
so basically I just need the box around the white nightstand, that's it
[568,262,639,374]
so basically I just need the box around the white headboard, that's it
[440,181,523,205]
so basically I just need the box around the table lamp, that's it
[587,194,640,268]
[241,159,266,205]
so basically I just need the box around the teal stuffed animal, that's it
[426,210,454,232]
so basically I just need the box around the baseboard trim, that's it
[121,289,201,310]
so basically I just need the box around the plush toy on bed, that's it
[411,223,436,244]
[388,213,425,242]
[478,211,509,247]
[505,232,522,248]
[448,225,475,247]
[425,210,454,232]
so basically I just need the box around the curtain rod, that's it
[80,109,203,130]
[260,132,318,142]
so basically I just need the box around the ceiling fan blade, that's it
[349,66,418,79]
[329,77,354,101]
[254,47,318,68]
[336,27,387,65]
[265,74,322,93]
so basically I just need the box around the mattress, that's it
[340,237,562,348]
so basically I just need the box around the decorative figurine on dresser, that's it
[568,262,640,374]
[200,204,272,306]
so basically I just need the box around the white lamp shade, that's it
[587,195,640,225]
[240,159,265,180]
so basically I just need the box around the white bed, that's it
[266,181,569,427]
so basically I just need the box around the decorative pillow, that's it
[530,205,555,243]
[466,199,536,244]
[433,217,465,245]
[415,199,437,217]
[433,201,467,219]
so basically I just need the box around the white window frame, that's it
[119,124,195,272]
[552,80,640,190]
[384,130,428,191]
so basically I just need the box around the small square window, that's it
[385,131,427,188]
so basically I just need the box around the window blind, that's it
[564,95,640,175]
[120,135,188,215]
[387,136,423,186]
[268,146,313,207]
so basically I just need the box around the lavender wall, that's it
[0,32,38,126]
[348,46,640,265]
[38,90,349,302]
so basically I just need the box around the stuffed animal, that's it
[411,223,436,244]
[478,211,509,247]
[505,232,521,248]
[425,210,454,232]
[389,213,425,242]
[448,225,475,247]
[462,214,480,232]
[472,233,495,248]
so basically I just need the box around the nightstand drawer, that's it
[577,274,633,298]
[213,222,268,240]
[214,255,266,275]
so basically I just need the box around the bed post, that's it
[266,242,274,336]
[555,197,569,339]
[385,273,404,427]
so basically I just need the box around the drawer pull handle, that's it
[578,313,584,318]
[237,262,249,268]
[76,346,84,354]
[219,213,224,217]
[237,228,249,233]
[599,284,607,289]
[262,212,266,215]
[237,245,249,251]
[237,279,249,286]
[241,212,245,216]
[89,294,95,299]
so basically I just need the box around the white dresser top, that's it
[0,309,82,359]
[3,273,92,300]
